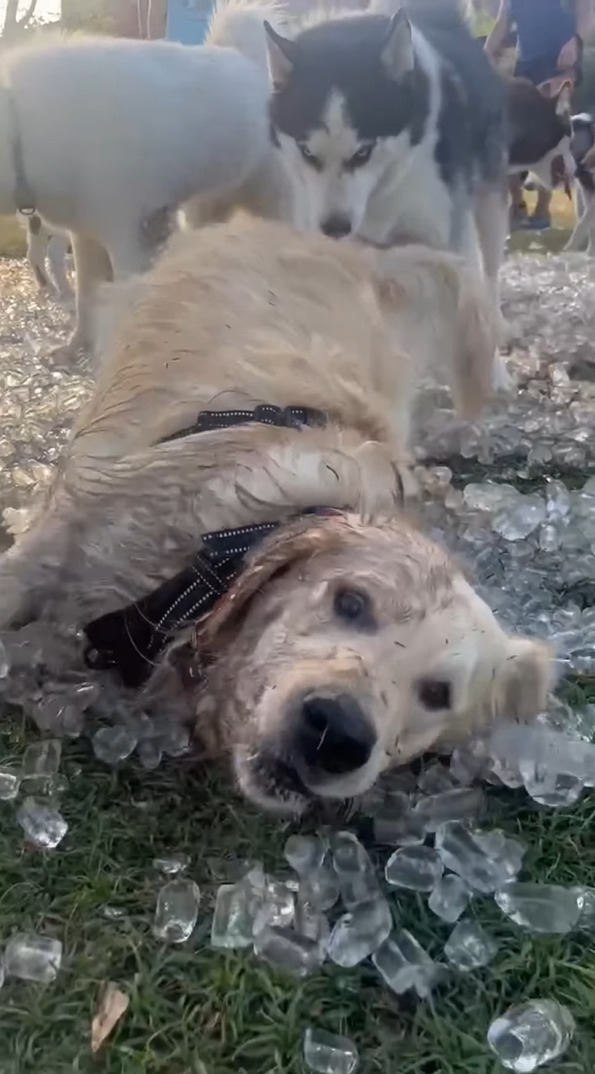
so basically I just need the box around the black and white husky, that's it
[263,0,510,358]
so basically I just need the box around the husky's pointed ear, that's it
[264,21,296,89]
[381,10,414,82]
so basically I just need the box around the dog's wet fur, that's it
[0,220,553,815]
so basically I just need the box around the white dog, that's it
[0,219,550,814]
[0,30,273,357]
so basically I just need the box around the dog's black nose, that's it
[320,214,353,239]
[295,694,375,776]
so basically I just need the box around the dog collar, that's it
[83,404,330,688]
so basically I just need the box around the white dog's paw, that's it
[492,352,515,395]
[49,333,88,362]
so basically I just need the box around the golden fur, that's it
[0,219,552,814]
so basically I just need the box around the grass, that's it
[1,679,595,1074]
[0,194,594,1071]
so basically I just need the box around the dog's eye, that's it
[346,143,375,170]
[417,679,452,711]
[334,587,374,627]
[298,143,319,167]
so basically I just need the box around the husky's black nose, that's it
[294,694,375,776]
[320,214,352,239]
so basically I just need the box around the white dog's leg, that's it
[47,233,74,304]
[26,220,51,291]
[474,183,513,392]
[565,186,595,254]
[51,235,113,360]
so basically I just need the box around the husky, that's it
[18,211,73,304]
[262,0,510,355]
[0,33,272,358]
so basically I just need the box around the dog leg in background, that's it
[51,235,113,360]
[474,182,514,391]
[565,181,595,254]
[47,233,74,304]
[25,215,51,290]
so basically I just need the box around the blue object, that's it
[165,0,214,44]
[509,0,575,64]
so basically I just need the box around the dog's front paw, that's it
[49,334,88,363]
[491,352,515,395]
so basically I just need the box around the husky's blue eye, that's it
[298,143,320,167]
[346,143,375,170]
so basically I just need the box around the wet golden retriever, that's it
[0,219,552,814]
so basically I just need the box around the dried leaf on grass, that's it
[91,981,129,1052]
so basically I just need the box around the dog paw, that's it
[49,336,88,363]
[491,352,515,395]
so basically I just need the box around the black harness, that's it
[83,404,328,689]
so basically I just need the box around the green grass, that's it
[1,682,595,1074]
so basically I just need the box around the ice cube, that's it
[373,813,426,846]
[328,896,392,968]
[373,930,444,999]
[385,845,444,892]
[330,831,380,908]
[493,495,546,541]
[253,879,295,935]
[487,999,575,1072]
[0,766,20,800]
[303,1028,359,1074]
[494,882,581,934]
[413,787,486,830]
[572,886,595,933]
[300,860,340,912]
[284,833,326,875]
[21,739,62,792]
[16,796,68,849]
[416,762,456,795]
[211,879,261,949]
[92,725,137,765]
[427,874,470,923]
[253,926,324,977]
[444,919,498,970]
[0,638,10,678]
[152,853,191,877]
[4,933,62,983]
[519,760,584,808]
[152,878,200,943]
[435,823,526,893]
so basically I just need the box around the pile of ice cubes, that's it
[0,250,595,1070]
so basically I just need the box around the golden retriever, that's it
[0,219,552,814]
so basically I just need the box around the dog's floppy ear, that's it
[381,10,414,81]
[194,516,346,656]
[264,21,296,89]
[491,637,555,722]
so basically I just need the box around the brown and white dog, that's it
[0,219,553,814]
[506,76,576,192]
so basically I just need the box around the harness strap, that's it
[158,403,327,445]
[84,403,331,687]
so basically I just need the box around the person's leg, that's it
[531,184,552,227]
[509,174,529,228]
